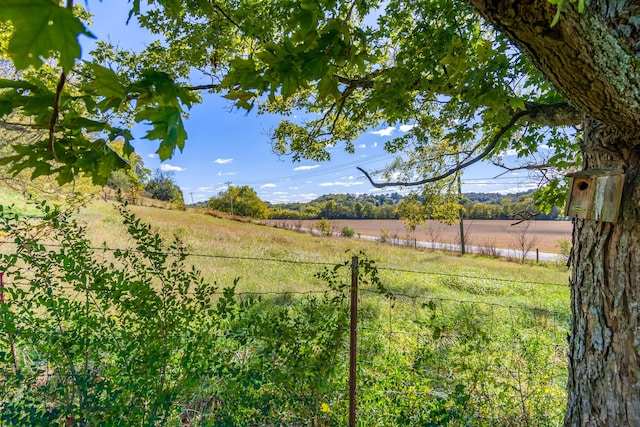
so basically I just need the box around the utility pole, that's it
[189,192,194,204]
[456,150,465,255]
[225,181,234,215]
[457,170,466,255]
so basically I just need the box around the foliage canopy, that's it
[0,0,579,211]
[209,185,268,218]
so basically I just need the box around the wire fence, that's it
[0,240,570,426]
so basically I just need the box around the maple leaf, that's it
[0,0,94,71]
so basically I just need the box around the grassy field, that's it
[78,201,570,308]
[1,196,571,425]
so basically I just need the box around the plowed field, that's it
[268,219,573,253]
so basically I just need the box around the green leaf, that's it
[134,70,198,108]
[0,78,41,91]
[136,107,187,160]
[550,0,564,27]
[63,117,108,132]
[317,75,339,101]
[82,62,127,99]
[508,97,526,111]
[0,99,12,116]
[0,0,95,71]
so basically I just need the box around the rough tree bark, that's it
[468,0,640,425]
[566,119,640,425]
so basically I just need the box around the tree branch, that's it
[335,69,580,127]
[522,101,580,127]
[469,0,640,137]
[47,0,75,162]
[49,71,66,163]
[211,3,241,30]
[184,83,220,91]
[492,161,576,173]
[358,110,529,188]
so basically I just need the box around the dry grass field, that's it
[268,219,573,253]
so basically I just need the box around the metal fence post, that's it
[349,256,358,427]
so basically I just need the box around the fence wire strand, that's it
[0,241,570,426]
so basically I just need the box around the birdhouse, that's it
[565,169,625,222]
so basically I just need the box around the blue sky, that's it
[82,1,539,204]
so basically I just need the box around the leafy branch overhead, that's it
[0,1,196,185]
[1,0,581,205]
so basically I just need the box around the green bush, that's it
[0,203,241,425]
[0,202,351,426]
[341,225,355,237]
[315,218,332,236]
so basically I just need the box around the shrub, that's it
[0,202,241,425]
[341,225,355,237]
[0,203,353,426]
[315,218,332,236]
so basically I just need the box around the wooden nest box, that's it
[565,169,625,222]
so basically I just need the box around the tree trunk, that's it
[466,0,640,424]
[565,118,640,426]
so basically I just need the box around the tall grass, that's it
[79,201,570,306]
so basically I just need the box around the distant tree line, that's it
[462,192,563,220]
[266,191,565,221]
[269,193,403,220]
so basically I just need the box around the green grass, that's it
[78,201,570,311]
[0,188,41,219]
[1,197,571,425]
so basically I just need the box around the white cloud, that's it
[214,158,233,164]
[160,164,184,172]
[273,191,288,195]
[260,183,277,189]
[372,142,378,148]
[498,149,518,156]
[147,153,157,159]
[358,144,367,149]
[400,124,417,132]
[293,165,320,171]
[289,186,300,190]
[217,171,236,176]
[198,186,217,192]
[370,126,395,136]
[319,181,364,187]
